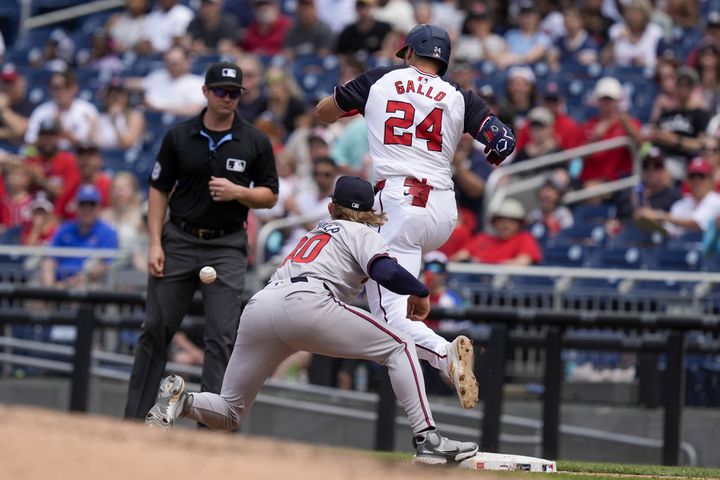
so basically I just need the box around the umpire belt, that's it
[170,215,243,240]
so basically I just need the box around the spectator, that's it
[260,66,310,136]
[106,0,149,53]
[24,119,80,200]
[633,148,681,213]
[451,198,542,265]
[94,81,146,150]
[185,0,239,55]
[431,0,465,40]
[663,0,699,29]
[315,0,357,34]
[513,106,561,164]
[101,172,148,271]
[581,0,613,48]
[537,0,565,40]
[223,0,256,28]
[498,0,552,69]
[336,0,393,59]
[28,29,74,72]
[21,194,58,246]
[447,60,478,91]
[496,66,536,130]
[129,46,206,116]
[55,143,112,219]
[527,175,574,236]
[0,66,33,145]
[283,0,336,59]
[240,0,293,56]
[605,0,663,69]
[449,134,491,232]
[77,29,124,77]
[374,29,406,66]
[649,56,681,124]
[421,251,464,332]
[580,77,641,184]
[41,184,118,289]
[692,41,720,114]
[515,82,584,152]
[649,67,710,181]
[373,0,415,34]
[549,5,599,68]
[699,137,720,189]
[237,54,268,123]
[0,162,33,232]
[137,0,194,55]
[25,71,100,149]
[454,4,506,63]
[636,158,720,237]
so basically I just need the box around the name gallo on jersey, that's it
[394,78,446,102]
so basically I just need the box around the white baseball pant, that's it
[185,277,436,433]
[366,176,458,371]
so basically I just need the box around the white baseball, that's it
[199,266,217,284]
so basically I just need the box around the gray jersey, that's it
[271,220,389,303]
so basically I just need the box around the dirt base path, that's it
[0,404,502,480]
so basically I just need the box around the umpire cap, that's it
[330,176,374,212]
[395,24,451,76]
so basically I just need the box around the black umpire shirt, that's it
[149,108,279,230]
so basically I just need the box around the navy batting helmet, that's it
[395,24,451,76]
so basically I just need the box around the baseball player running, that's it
[315,24,516,409]
[145,176,479,465]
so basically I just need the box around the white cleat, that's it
[447,336,479,409]
[145,374,187,431]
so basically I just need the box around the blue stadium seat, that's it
[572,204,616,225]
[651,246,705,271]
[613,223,665,248]
[542,243,587,267]
[555,223,606,246]
[591,246,646,269]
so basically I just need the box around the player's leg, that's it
[165,289,294,430]
[292,293,477,463]
[198,230,248,398]
[125,224,197,419]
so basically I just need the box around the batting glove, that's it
[477,115,516,166]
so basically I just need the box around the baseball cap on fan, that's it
[330,176,375,211]
[205,62,244,90]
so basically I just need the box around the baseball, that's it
[199,266,217,284]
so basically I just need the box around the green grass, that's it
[368,451,720,479]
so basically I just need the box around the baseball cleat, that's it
[412,429,479,465]
[145,374,187,431]
[447,335,479,409]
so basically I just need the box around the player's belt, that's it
[170,215,244,240]
[374,177,433,208]
[290,276,308,283]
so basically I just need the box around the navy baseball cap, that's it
[205,61,244,90]
[331,176,374,212]
[396,24,451,76]
[76,184,101,204]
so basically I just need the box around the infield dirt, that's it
[0,404,504,480]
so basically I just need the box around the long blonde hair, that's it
[331,203,387,228]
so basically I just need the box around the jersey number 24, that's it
[384,101,443,152]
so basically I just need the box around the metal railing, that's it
[0,284,717,465]
[19,0,124,34]
[484,136,639,229]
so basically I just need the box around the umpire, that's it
[124,61,279,419]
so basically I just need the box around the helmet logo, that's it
[432,46,442,58]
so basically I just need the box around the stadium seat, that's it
[542,243,587,267]
[652,246,705,271]
[554,223,606,246]
[591,246,646,270]
[572,204,616,225]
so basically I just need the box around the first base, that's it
[458,452,556,472]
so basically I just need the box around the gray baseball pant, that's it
[186,278,436,433]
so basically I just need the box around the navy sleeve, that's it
[461,89,492,136]
[148,129,179,192]
[369,256,430,297]
[333,66,395,114]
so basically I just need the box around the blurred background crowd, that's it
[1,0,720,402]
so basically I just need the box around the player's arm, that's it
[369,256,430,321]
[462,89,516,166]
[317,68,389,124]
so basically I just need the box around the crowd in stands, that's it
[0,0,719,401]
